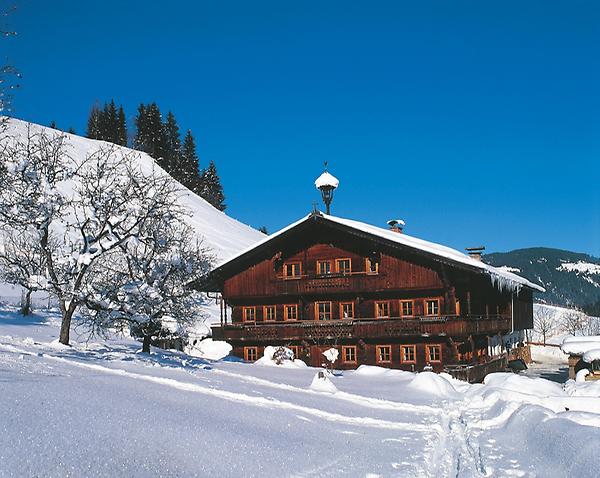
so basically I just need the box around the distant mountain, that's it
[484,247,600,312]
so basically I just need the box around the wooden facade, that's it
[199,213,538,378]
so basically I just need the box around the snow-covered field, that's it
[1,308,599,478]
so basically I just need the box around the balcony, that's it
[274,272,381,295]
[213,315,511,343]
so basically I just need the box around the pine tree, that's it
[67,127,76,135]
[135,102,167,167]
[164,111,181,176]
[117,106,127,146]
[87,105,102,139]
[86,105,102,139]
[49,120,57,129]
[199,160,226,211]
[180,129,200,191]
[105,99,118,144]
[134,103,147,151]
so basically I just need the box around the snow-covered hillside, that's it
[485,248,600,310]
[532,303,599,343]
[1,308,599,477]
[1,118,264,262]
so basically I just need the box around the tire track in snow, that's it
[208,367,441,416]
[21,349,438,433]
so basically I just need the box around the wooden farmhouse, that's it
[198,209,544,380]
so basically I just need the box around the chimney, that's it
[465,246,485,261]
[387,219,405,233]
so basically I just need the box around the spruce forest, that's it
[84,100,225,211]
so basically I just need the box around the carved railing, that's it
[214,315,511,342]
[273,273,384,295]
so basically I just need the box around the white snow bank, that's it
[583,348,600,363]
[353,365,414,379]
[186,338,232,360]
[560,335,600,356]
[495,404,600,477]
[309,371,338,393]
[483,373,564,398]
[530,344,569,364]
[407,372,458,398]
[575,369,590,382]
[564,378,600,397]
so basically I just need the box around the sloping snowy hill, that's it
[1,117,265,262]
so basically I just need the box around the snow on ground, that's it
[1,308,599,477]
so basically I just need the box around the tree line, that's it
[84,100,225,211]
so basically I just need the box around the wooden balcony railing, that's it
[274,272,383,295]
[213,315,511,342]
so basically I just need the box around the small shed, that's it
[560,336,600,380]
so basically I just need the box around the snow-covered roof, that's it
[315,171,339,189]
[561,336,600,356]
[214,212,545,293]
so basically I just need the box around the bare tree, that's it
[533,306,555,345]
[583,315,600,336]
[80,220,213,352]
[0,127,71,318]
[563,310,586,336]
[0,229,48,315]
[0,127,212,347]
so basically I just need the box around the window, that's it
[315,301,332,320]
[426,299,440,316]
[284,304,298,321]
[283,262,301,279]
[244,347,258,362]
[376,345,392,363]
[426,345,442,363]
[342,346,357,363]
[400,300,414,317]
[336,258,352,274]
[375,301,390,319]
[263,305,276,321]
[400,345,416,363]
[340,302,354,319]
[316,260,332,275]
[242,306,256,322]
[365,257,379,274]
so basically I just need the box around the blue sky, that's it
[5,1,600,255]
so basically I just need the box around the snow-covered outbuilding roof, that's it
[210,212,545,293]
[314,172,339,189]
[561,336,600,357]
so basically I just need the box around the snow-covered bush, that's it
[272,345,295,364]
[255,346,306,368]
